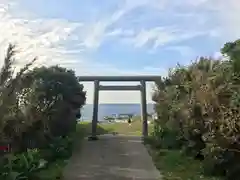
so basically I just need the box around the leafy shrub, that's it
[20,65,86,143]
[42,136,73,161]
[203,143,240,180]
[0,149,47,180]
[152,39,240,179]
[0,44,85,179]
[153,127,182,149]
[0,44,86,151]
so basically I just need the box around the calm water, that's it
[80,103,155,121]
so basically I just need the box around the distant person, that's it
[128,116,132,126]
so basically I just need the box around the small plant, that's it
[0,149,47,180]
[42,136,73,161]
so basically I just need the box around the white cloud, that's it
[174,0,240,41]
[118,0,240,51]
[0,4,85,69]
[215,0,240,40]
[131,27,175,48]
[79,5,137,50]
[82,21,107,49]
[0,1,163,104]
[1,0,240,104]
[106,29,134,37]
[128,27,206,49]
[165,46,196,57]
[213,51,223,59]
[168,0,240,41]
[123,0,167,11]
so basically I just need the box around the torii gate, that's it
[78,75,161,140]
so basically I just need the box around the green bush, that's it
[0,44,86,179]
[41,136,73,161]
[153,127,182,149]
[20,65,86,143]
[0,149,47,180]
[0,136,74,180]
[203,143,240,180]
[0,44,86,151]
[152,39,240,179]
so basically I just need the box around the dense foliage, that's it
[0,44,86,179]
[152,39,240,180]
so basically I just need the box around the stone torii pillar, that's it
[88,80,99,141]
[140,80,148,138]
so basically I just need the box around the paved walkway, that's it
[63,134,162,180]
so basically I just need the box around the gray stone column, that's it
[140,80,148,137]
[89,80,99,140]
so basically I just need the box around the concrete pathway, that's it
[63,134,162,180]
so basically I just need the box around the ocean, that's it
[80,103,155,121]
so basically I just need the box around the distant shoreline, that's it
[80,103,155,121]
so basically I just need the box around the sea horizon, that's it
[80,103,155,121]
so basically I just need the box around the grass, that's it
[36,160,66,180]
[98,119,154,136]
[146,144,222,180]
[76,121,113,136]
[76,119,154,136]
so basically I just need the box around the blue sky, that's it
[0,0,239,103]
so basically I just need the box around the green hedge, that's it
[152,39,240,180]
